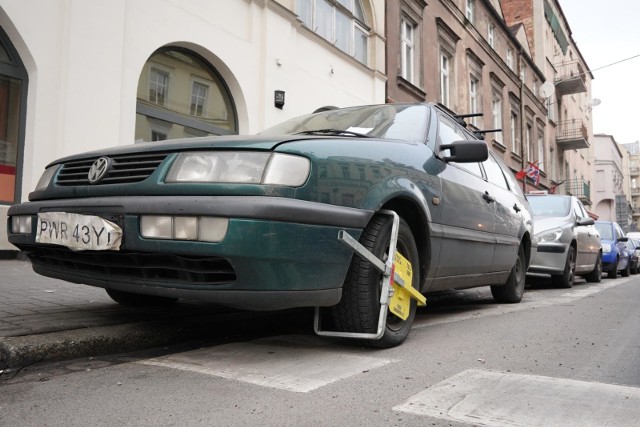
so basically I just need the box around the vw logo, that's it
[88,157,111,184]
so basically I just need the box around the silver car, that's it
[527,194,602,287]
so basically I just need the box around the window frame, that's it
[297,0,369,65]
[148,66,171,107]
[400,16,416,83]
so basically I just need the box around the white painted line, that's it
[414,278,633,329]
[139,335,394,393]
[394,369,640,426]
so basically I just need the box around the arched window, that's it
[297,0,369,64]
[135,48,237,142]
[0,26,27,204]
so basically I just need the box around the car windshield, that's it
[595,223,613,240]
[528,196,570,217]
[260,104,430,142]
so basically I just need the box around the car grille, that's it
[23,246,236,285]
[56,152,169,186]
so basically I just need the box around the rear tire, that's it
[106,289,178,307]
[552,246,575,288]
[491,244,525,303]
[621,260,631,277]
[584,252,602,283]
[331,213,420,348]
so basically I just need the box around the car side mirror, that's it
[576,217,594,226]
[440,140,489,163]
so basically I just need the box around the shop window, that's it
[0,27,28,204]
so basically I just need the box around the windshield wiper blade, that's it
[295,129,371,138]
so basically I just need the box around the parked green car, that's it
[8,103,533,347]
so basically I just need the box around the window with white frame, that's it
[466,0,474,22]
[492,92,503,143]
[297,0,369,65]
[487,24,495,48]
[469,76,479,126]
[506,48,513,70]
[190,81,208,117]
[149,67,169,106]
[401,17,416,83]
[440,51,451,107]
[510,110,520,155]
[525,123,533,162]
[537,128,545,171]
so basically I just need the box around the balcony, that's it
[633,207,640,217]
[631,167,640,177]
[566,178,591,206]
[554,61,587,96]
[556,120,589,150]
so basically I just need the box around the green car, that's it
[8,103,533,347]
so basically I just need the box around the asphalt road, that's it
[1,274,640,426]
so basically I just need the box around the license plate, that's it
[36,212,122,251]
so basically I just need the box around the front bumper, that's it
[527,242,567,275]
[8,196,373,310]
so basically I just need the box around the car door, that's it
[435,114,496,279]
[572,198,600,271]
[480,152,523,273]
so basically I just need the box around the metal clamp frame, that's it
[313,209,399,340]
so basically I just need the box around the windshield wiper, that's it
[294,129,371,138]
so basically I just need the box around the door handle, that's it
[513,203,521,213]
[483,191,495,203]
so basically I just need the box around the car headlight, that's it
[165,152,310,187]
[534,228,563,243]
[601,243,611,253]
[34,165,59,191]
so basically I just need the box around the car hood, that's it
[48,134,400,166]
[533,216,570,234]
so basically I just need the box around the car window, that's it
[481,154,509,190]
[438,115,482,177]
[572,198,586,219]
[595,223,613,240]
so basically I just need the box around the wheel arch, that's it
[380,196,431,290]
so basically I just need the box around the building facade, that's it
[592,134,628,224]
[0,0,386,251]
[502,0,595,208]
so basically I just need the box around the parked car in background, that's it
[527,194,601,287]
[7,102,534,348]
[626,238,640,275]
[594,221,629,278]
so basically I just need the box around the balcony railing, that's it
[631,167,640,177]
[554,61,587,96]
[565,178,591,206]
[556,120,589,150]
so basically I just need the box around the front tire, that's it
[552,246,575,288]
[608,258,618,279]
[331,213,420,348]
[106,289,178,307]
[584,252,602,283]
[491,244,525,303]
[621,260,631,277]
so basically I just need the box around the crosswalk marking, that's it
[139,335,394,393]
[393,369,640,426]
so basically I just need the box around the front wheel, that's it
[552,246,575,288]
[621,260,631,277]
[331,213,420,348]
[491,244,525,303]
[608,258,618,279]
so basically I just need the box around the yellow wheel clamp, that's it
[314,210,427,340]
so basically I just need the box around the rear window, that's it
[528,196,570,217]
[595,223,613,240]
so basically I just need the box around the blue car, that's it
[594,221,630,278]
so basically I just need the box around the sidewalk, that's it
[0,258,244,371]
